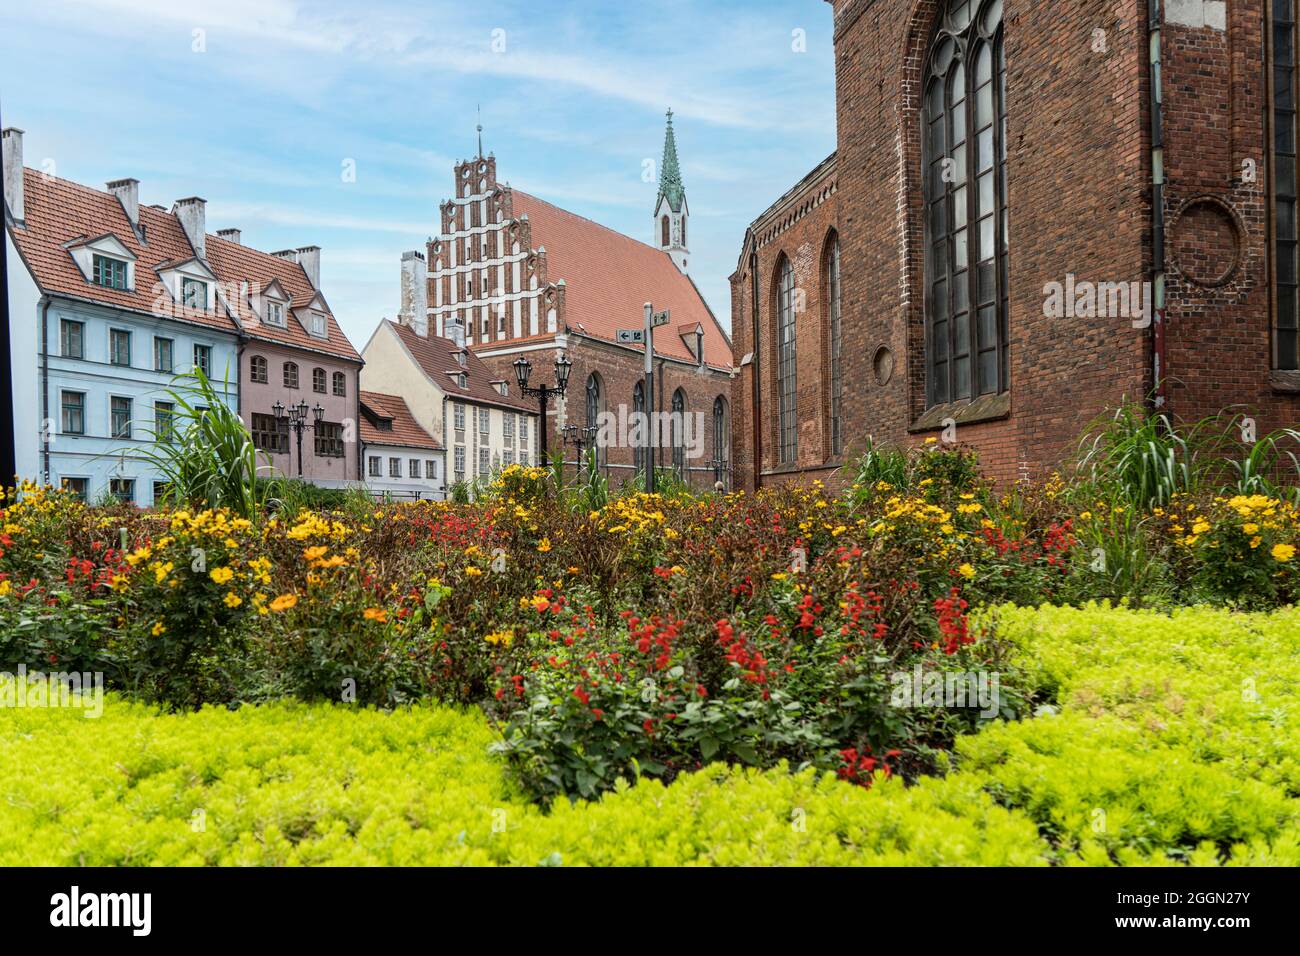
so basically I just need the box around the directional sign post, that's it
[616,329,645,344]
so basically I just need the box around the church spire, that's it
[654,109,689,274]
[657,109,685,213]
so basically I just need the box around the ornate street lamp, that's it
[275,399,325,477]
[513,353,572,462]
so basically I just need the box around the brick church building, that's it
[395,115,734,490]
[730,0,1300,490]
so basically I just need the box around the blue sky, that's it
[0,0,836,347]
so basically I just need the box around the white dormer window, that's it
[496,382,508,397]
[92,254,129,290]
[309,312,327,338]
[266,301,285,327]
[181,277,208,309]
[456,372,467,388]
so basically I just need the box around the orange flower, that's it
[269,593,298,612]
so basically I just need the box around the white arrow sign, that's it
[617,329,645,344]
[651,310,670,327]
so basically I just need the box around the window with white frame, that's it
[368,456,381,477]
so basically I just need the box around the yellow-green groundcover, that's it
[2,605,1297,866]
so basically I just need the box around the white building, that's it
[359,391,444,500]
[359,308,537,493]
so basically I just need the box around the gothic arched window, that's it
[776,255,797,463]
[586,373,606,466]
[922,0,1008,407]
[1274,1,1300,369]
[671,388,686,477]
[825,233,842,456]
[712,395,729,488]
[661,216,671,247]
[633,380,647,477]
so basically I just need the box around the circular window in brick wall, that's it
[872,345,894,386]
[1170,197,1243,288]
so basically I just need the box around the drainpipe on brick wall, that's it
[1148,0,1168,410]
[38,295,50,483]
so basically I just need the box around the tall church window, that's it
[922,0,1008,406]
[633,380,647,476]
[712,396,729,488]
[586,373,606,467]
[826,233,842,456]
[1274,0,1300,369]
[671,388,686,477]
[776,256,798,464]
[662,216,670,247]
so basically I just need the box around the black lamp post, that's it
[274,399,324,478]
[513,353,572,462]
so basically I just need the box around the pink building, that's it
[205,234,362,483]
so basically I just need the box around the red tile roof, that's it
[359,390,442,451]
[7,168,361,363]
[510,190,732,369]
[386,320,536,413]
[8,170,239,334]
[205,235,361,363]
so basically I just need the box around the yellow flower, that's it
[957,503,982,515]
[153,561,174,584]
[465,566,483,577]
[209,566,234,585]
[484,630,514,647]
[303,545,328,561]
[363,607,388,623]
[223,592,242,608]
[1271,543,1296,563]
[151,621,166,636]
[958,563,976,579]
[269,593,298,612]
[537,537,552,553]
[1243,523,1260,535]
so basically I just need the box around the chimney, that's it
[216,227,241,244]
[400,250,428,336]
[2,127,25,224]
[107,178,139,230]
[447,316,466,350]
[296,245,321,289]
[173,196,207,258]
[272,249,299,263]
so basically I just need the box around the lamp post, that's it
[273,398,324,478]
[513,353,572,463]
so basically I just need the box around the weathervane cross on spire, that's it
[477,105,484,158]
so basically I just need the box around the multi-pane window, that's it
[409,459,421,479]
[332,371,346,396]
[503,450,515,466]
[586,374,606,466]
[110,328,131,366]
[776,257,797,463]
[520,417,529,447]
[922,0,1008,406]
[154,401,176,444]
[110,396,132,439]
[453,403,465,432]
[315,422,345,458]
[154,337,174,373]
[478,407,490,435]
[266,301,285,327]
[426,460,438,479]
[153,482,170,506]
[61,391,85,435]
[181,278,206,309]
[312,367,327,393]
[454,446,466,479]
[61,477,89,500]
[193,344,212,377]
[368,456,381,478]
[92,254,127,289]
[389,457,401,478]
[478,446,491,475]
[826,236,843,456]
[1274,0,1300,369]
[250,355,268,384]
[61,319,84,359]
[503,413,515,441]
[284,362,299,388]
[251,413,289,454]
[109,478,135,504]
[309,313,327,337]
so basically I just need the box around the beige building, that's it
[360,317,537,490]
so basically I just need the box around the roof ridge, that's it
[512,188,669,257]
